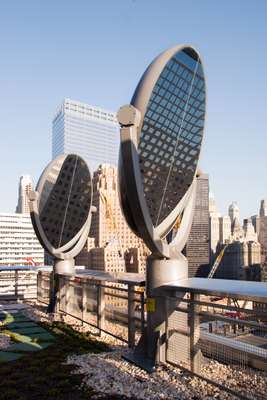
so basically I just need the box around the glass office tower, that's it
[52,99,119,172]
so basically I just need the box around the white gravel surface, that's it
[23,301,267,400]
[66,350,267,400]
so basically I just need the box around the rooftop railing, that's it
[37,270,267,399]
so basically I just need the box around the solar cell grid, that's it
[138,49,205,227]
[39,155,92,249]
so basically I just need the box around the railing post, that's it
[189,293,201,374]
[56,274,61,313]
[15,270,18,298]
[128,283,136,348]
[97,283,105,336]
[65,276,70,314]
[82,280,87,326]
[140,289,145,334]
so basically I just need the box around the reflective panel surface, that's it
[137,48,205,227]
[38,154,92,248]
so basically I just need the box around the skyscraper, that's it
[260,198,267,217]
[228,201,240,224]
[209,193,221,260]
[52,99,119,172]
[219,216,232,244]
[250,199,267,282]
[243,218,258,242]
[258,215,267,282]
[185,172,210,277]
[16,175,33,214]
[76,164,149,274]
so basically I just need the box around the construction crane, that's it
[208,244,228,278]
[208,245,249,313]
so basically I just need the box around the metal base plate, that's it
[122,350,156,373]
[121,330,159,373]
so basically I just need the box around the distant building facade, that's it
[209,196,261,281]
[209,193,221,260]
[243,218,258,242]
[16,175,33,214]
[52,99,119,172]
[0,213,44,265]
[258,215,267,282]
[228,202,240,224]
[215,241,244,280]
[260,198,267,217]
[184,172,210,277]
[219,215,232,244]
[75,165,149,274]
[250,199,267,282]
[215,240,261,281]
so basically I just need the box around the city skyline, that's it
[0,1,267,217]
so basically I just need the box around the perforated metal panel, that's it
[39,155,92,248]
[138,48,205,226]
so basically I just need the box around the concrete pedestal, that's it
[124,255,192,371]
[54,259,75,275]
[47,259,75,313]
[146,256,188,363]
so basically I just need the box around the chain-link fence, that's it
[37,270,145,346]
[0,268,38,300]
[165,293,267,399]
[37,270,267,399]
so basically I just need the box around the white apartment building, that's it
[0,213,44,265]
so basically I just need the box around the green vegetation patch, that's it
[0,351,22,363]
[0,320,111,400]
[7,326,48,335]
[0,312,14,327]
[5,342,52,352]
[6,322,37,329]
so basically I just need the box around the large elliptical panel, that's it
[39,154,92,249]
[133,47,205,227]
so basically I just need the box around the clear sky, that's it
[0,0,266,219]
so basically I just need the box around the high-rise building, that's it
[16,175,33,214]
[228,201,240,224]
[251,214,260,235]
[258,215,267,282]
[260,198,267,217]
[209,198,261,281]
[209,193,221,260]
[184,172,210,277]
[52,99,119,172]
[75,164,149,274]
[231,217,244,241]
[219,215,231,244]
[0,213,44,265]
[215,241,244,280]
[247,240,261,272]
[251,198,267,282]
[214,240,261,281]
[243,218,258,242]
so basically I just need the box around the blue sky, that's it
[0,0,266,218]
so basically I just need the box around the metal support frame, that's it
[82,281,87,326]
[97,283,105,335]
[188,293,201,373]
[128,284,136,348]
